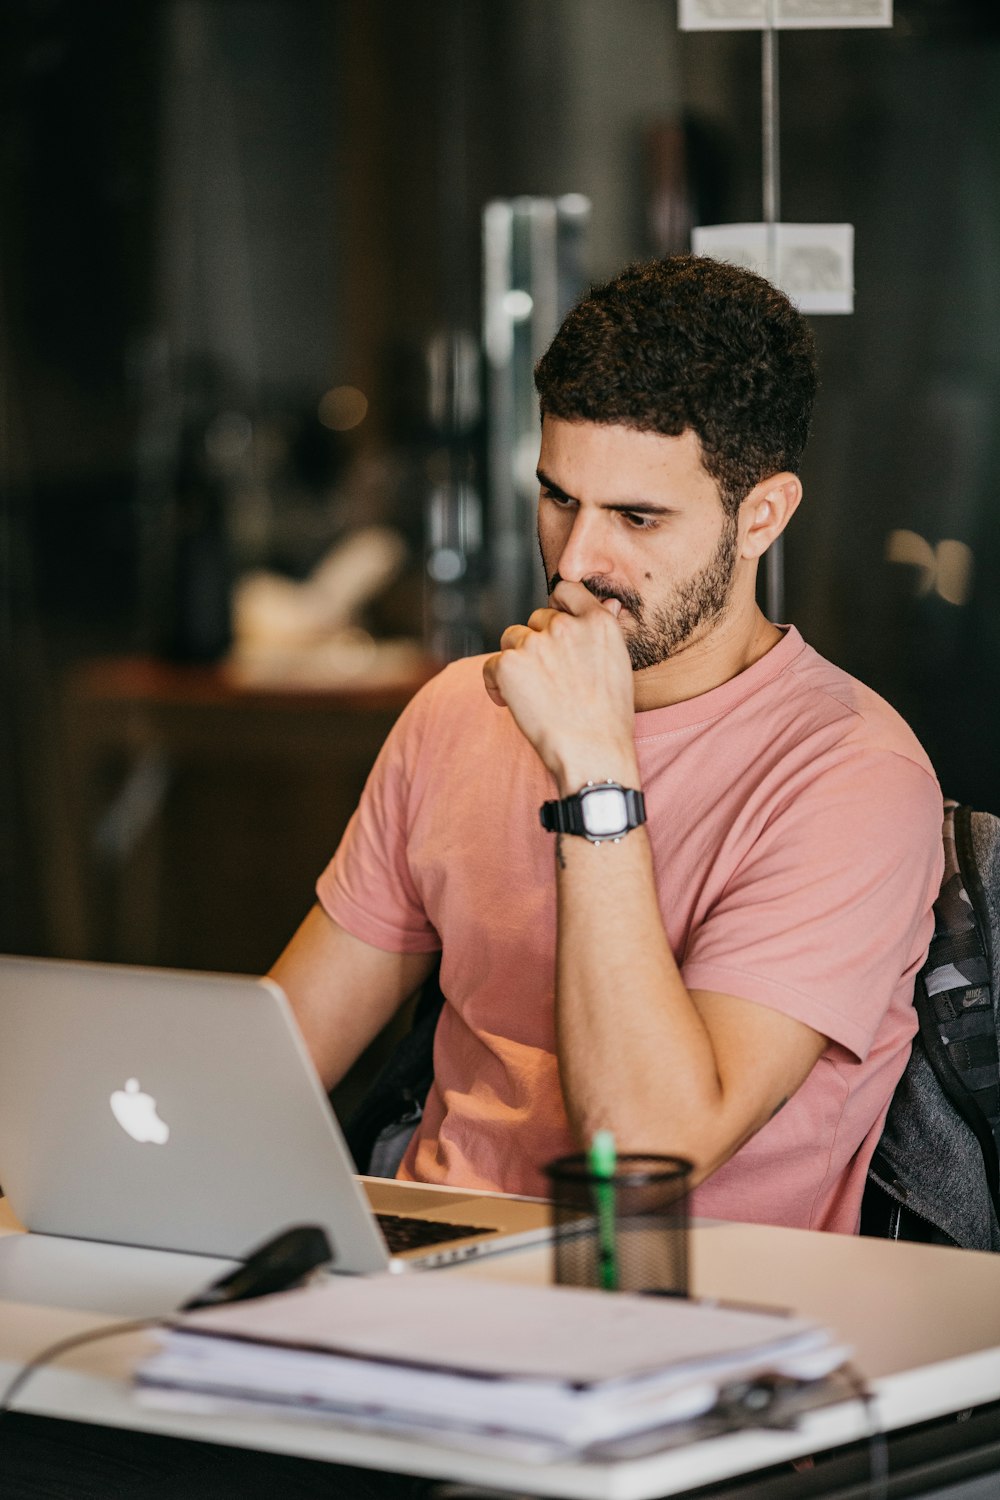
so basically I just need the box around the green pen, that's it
[589,1129,618,1292]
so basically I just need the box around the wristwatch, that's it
[539,780,647,845]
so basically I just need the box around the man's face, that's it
[536,418,741,671]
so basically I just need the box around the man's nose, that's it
[555,510,613,584]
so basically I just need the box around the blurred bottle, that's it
[423,328,485,663]
[157,411,234,663]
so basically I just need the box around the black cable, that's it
[0,1227,333,1422]
[0,1317,164,1421]
[841,1361,889,1500]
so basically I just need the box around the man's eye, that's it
[621,511,658,530]
[541,488,573,508]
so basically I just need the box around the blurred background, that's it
[2,0,999,999]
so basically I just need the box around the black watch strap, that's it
[539,781,647,842]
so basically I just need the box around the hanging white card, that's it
[679,0,891,30]
[691,223,855,314]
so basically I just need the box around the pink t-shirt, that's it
[318,627,942,1234]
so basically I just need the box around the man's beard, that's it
[544,513,739,671]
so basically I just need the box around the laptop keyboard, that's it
[376,1212,497,1254]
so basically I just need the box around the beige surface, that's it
[0,1197,25,1233]
[4,1216,1000,1498]
[456,1219,1000,1397]
[690,1220,1000,1382]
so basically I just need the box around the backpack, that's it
[862,802,1000,1251]
[341,961,445,1179]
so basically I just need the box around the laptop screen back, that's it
[0,957,391,1268]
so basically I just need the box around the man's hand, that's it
[482,581,637,791]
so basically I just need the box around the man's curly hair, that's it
[534,255,818,517]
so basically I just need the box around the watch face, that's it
[581,786,628,838]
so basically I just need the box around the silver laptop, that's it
[0,956,552,1273]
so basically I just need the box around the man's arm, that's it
[270,903,437,1090]
[484,583,826,1185]
[553,818,825,1184]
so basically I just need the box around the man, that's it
[273,255,942,1234]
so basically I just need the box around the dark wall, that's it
[777,15,999,807]
[2,0,999,963]
[675,4,1000,806]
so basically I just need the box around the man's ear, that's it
[739,474,802,560]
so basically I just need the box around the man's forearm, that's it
[554,827,727,1180]
[553,819,827,1184]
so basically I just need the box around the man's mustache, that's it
[547,572,643,617]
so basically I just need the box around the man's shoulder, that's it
[411,653,494,713]
[428,651,494,687]
[784,636,936,778]
[392,652,511,757]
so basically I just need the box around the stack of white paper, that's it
[136,1275,848,1457]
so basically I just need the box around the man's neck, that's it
[632,606,784,713]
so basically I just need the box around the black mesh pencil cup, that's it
[544,1153,692,1295]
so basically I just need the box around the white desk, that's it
[4,1197,1000,1499]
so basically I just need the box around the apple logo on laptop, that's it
[110,1078,170,1144]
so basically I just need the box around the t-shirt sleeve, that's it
[316,687,442,955]
[680,750,943,1060]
